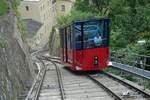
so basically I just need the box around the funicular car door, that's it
[74,22,84,69]
[60,29,64,61]
[63,28,68,62]
[66,26,73,64]
[70,25,74,64]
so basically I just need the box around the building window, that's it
[43,4,45,9]
[25,6,29,11]
[44,14,46,20]
[61,5,65,12]
[41,6,42,11]
[52,0,56,4]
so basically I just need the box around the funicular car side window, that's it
[74,23,82,50]
[102,20,109,47]
[67,27,71,50]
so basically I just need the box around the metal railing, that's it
[110,51,150,70]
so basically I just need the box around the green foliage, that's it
[123,75,138,82]
[57,0,111,27]
[57,8,101,27]
[17,17,28,40]
[110,1,150,50]
[145,81,150,90]
[105,67,121,75]
[11,0,27,39]
[127,41,150,56]
[12,0,20,11]
[58,0,150,56]
[0,0,8,16]
[0,37,8,48]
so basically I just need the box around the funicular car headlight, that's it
[94,56,99,65]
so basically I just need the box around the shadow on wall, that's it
[49,27,61,57]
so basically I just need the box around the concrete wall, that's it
[56,0,74,16]
[19,0,53,50]
[18,1,41,22]
[19,0,75,52]
[0,13,36,100]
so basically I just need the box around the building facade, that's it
[19,0,75,50]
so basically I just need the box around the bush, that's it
[0,0,8,16]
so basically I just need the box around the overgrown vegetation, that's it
[0,0,8,16]
[0,0,27,39]
[0,37,8,48]
[58,0,150,53]
[12,0,28,39]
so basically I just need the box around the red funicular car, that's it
[60,18,110,71]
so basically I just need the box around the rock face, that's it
[0,13,36,100]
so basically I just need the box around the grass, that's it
[0,0,8,16]
[105,67,121,75]
[122,75,138,82]
[145,82,150,90]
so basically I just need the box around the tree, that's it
[57,0,150,56]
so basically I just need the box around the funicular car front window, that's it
[83,21,104,48]
[74,20,109,50]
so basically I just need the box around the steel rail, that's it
[25,51,47,100]
[44,57,65,100]
[34,68,46,100]
[42,55,61,60]
[50,60,65,100]
[103,72,150,99]
[87,75,122,100]
[34,58,47,100]
[55,62,65,100]
[110,61,150,80]
[25,67,41,100]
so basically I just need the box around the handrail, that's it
[111,51,150,58]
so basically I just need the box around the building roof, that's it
[22,0,75,2]
[24,19,43,38]
[59,0,75,3]
[52,0,75,4]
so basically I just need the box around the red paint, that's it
[61,47,109,71]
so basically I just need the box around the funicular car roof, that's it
[59,18,110,30]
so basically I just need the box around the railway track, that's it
[36,57,115,100]
[88,73,150,100]
[27,54,150,100]
[61,66,114,100]
[36,59,64,100]
[50,57,150,100]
